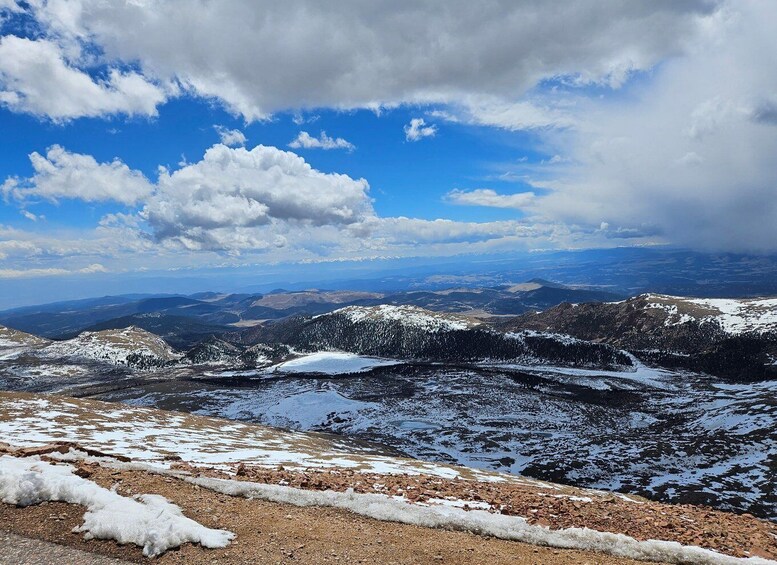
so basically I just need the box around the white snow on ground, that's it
[642,294,777,334]
[332,305,479,332]
[491,356,673,390]
[0,325,49,349]
[688,297,777,334]
[2,393,770,564]
[224,388,379,430]
[505,329,586,346]
[273,351,401,375]
[0,392,517,482]
[42,327,180,366]
[185,474,774,565]
[0,455,234,557]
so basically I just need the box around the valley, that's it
[1,285,775,522]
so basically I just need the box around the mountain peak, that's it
[333,304,481,332]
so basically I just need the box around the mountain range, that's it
[1,284,776,520]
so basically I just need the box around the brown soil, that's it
[3,442,775,561]
[0,466,660,564]
[189,462,775,560]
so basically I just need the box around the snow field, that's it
[273,351,401,374]
[335,305,478,332]
[642,294,777,334]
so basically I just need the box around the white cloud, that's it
[5,145,153,205]
[441,97,576,130]
[0,35,166,120]
[214,126,247,147]
[360,217,530,244]
[0,263,106,279]
[143,144,372,251]
[20,210,43,222]
[288,131,355,151]
[0,237,43,261]
[292,113,319,125]
[445,189,535,209]
[0,136,663,278]
[527,1,777,253]
[17,1,716,121]
[404,118,437,142]
[0,0,21,12]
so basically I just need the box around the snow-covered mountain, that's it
[508,294,777,380]
[640,294,777,335]
[0,324,48,349]
[241,304,632,370]
[43,326,181,369]
[1,295,776,524]
[0,280,624,346]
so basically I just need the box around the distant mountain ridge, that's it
[0,280,622,344]
[4,286,777,381]
[237,305,632,369]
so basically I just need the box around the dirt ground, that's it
[0,466,663,565]
[197,462,776,560]
[0,531,130,564]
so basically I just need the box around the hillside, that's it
[40,327,179,370]
[506,294,777,380]
[80,313,227,349]
[1,391,775,563]
[239,304,633,369]
[0,325,49,349]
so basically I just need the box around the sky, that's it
[1,0,777,300]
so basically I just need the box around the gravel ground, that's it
[199,461,776,559]
[0,467,661,565]
[0,531,130,564]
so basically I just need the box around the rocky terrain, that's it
[506,294,777,381]
[1,392,775,563]
[237,305,632,369]
[0,292,775,526]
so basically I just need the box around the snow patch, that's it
[505,329,586,346]
[273,351,401,374]
[642,294,777,335]
[188,474,773,565]
[43,326,179,366]
[0,325,48,348]
[333,305,479,332]
[0,455,234,557]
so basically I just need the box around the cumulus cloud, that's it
[404,118,437,142]
[5,145,154,205]
[445,189,535,209]
[289,131,355,151]
[0,35,166,120]
[15,1,716,121]
[143,144,372,251]
[214,126,247,147]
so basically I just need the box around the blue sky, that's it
[1,98,543,226]
[1,1,776,304]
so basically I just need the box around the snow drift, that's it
[186,474,775,565]
[0,455,234,556]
